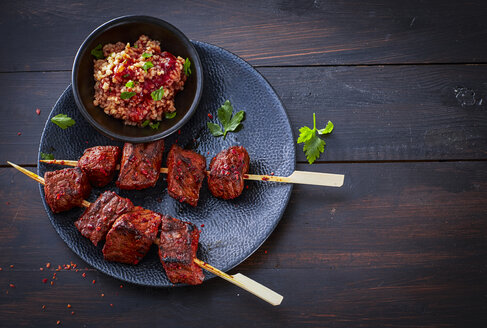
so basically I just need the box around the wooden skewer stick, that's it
[7,161,284,306]
[40,159,344,187]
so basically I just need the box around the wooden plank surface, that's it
[1,0,487,71]
[2,65,487,165]
[0,161,486,327]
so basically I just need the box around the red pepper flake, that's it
[71,311,75,315]
[57,265,62,271]
[42,305,46,310]
[36,108,41,115]
[270,172,275,176]
[110,304,113,307]
[92,280,96,284]
[40,267,44,271]
[9,283,15,288]
[42,278,48,284]
[101,293,105,297]
[264,250,268,254]
[67,304,71,308]
[50,281,54,286]
[262,176,269,181]
[56,320,61,325]
[82,273,86,278]
[46,263,51,268]
[17,132,21,136]
[177,129,181,135]
[119,284,123,288]
[0,267,2,271]
[200,224,205,227]
[207,113,213,119]
[5,202,9,205]
[85,140,89,144]
[245,185,249,189]
[243,174,249,179]
[65,264,71,270]
[10,265,14,268]
[207,151,210,155]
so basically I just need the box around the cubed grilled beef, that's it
[78,146,121,187]
[44,167,91,213]
[166,144,206,207]
[207,146,250,200]
[102,207,161,265]
[75,191,133,246]
[116,140,164,190]
[158,215,204,285]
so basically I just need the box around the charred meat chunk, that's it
[116,140,164,190]
[158,215,204,285]
[75,191,133,246]
[44,167,91,213]
[78,146,121,187]
[208,146,250,200]
[102,207,161,265]
[166,144,206,207]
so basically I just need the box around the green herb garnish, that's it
[51,114,76,130]
[297,113,333,164]
[142,53,152,58]
[141,120,150,127]
[142,61,153,71]
[165,112,176,119]
[183,58,191,76]
[151,86,164,101]
[90,44,104,59]
[123,74,130,78]
[120,92,136,100]
[207,100,245,139]
[41,152,54,160]
[149,122,160,129]
[125,81,134,88]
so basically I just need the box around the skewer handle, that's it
[194,258,283,306]
[246,170,344,187]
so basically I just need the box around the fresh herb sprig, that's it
[142,61,153,72]
[120,92,135,100]
[207,100,245,139]
[40,152,54,160]
[51,114,76,130]
[183,58,191,76]
[91,44,104,59]
[151,86,164,101]
[297,113,334,164]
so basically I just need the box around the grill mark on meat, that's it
[208,146,250,200]
[78,146,121,187]
[116,140,164,190]
[75,191,133,246]
[166,144,206,207]
[44,167,91,213]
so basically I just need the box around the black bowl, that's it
[72,16,203,142]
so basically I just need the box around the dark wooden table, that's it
[1,1,486,327]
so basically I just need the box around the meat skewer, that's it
[41,155,344,187]
[7,161,283,306]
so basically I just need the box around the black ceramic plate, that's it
[38,41,295,287]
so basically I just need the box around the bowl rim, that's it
[71,15,203,143]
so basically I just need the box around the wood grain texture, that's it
[1,162,486,327]
[2,65,486,164]
[1,0,487,71]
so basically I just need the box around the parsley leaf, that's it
[183,58,191,76]
[123,74,130,78]
[51,114,76,130]
[91,44,104,59]
[208,100,245,139]
[151,86,164,101]
[297,113,334,164]
[40,152,54,160]
[142,61,153,71]
[120,91,135,100]
[207,122,224,137]
[141,120,150,127]
[125,81,134,88]
[149,122,160,129]
[142,53,152,58]
[165,112,176,119]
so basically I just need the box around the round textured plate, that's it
[38,41,295,287]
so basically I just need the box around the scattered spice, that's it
[42,305,46,310]
[270,172,275,176]
[9,283,15,288]
[119,284,123,288]
[50,281,54,286]
[10,265,14,268]
[71,311,75,315]
[110,304,113,307]
[36,108,41,115]
[46,263,51,268]
[0,267,2,271]
[67,304,71,308]
[245,185,249,189]
[264,250,268,254]
[177,129,181,135]
[92,280,96,284]
[101,293,105,297]
[56,320,61,325]
[40,267,44,271]
[207,113,213,119]
[262,176,269,181]
[200,224,205,228]
[82,273,86,278]
[17,132,21,136]
[42,279,48,284]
